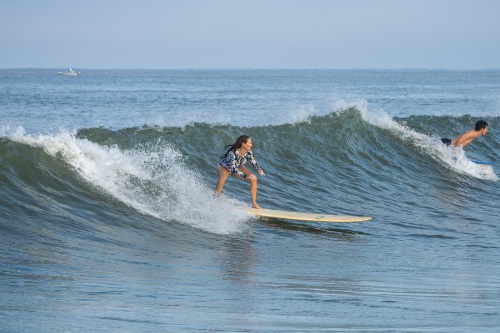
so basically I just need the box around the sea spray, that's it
[7,127,250,234]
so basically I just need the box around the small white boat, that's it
[58,68,80,76]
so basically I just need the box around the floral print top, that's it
[219,149,262,179]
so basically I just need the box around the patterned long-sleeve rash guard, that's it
[218,149,262,179]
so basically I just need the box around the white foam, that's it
[289,105,317,124]
[432,143,498,181]
[7,127,250,234]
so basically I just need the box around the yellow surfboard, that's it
[243,207,371,223]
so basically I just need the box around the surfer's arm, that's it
[247,151,265,175]
[451,130,479,147]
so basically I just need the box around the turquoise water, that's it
[1,69,500,332]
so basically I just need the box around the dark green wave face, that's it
[2,110,498,236]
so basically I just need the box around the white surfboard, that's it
[243,207,371,223]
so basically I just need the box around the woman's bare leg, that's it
[215,165,229,195]
[248,177,260,209]
[239,165,260,209]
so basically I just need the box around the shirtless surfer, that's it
[441,120,488,148]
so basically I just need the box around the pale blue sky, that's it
[1,0,499,69]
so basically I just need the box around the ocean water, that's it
[1,69,500,332]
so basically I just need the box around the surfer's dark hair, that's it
[221,135,250,159]
[475,120,488,131]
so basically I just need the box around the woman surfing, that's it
[215,135,265,209]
